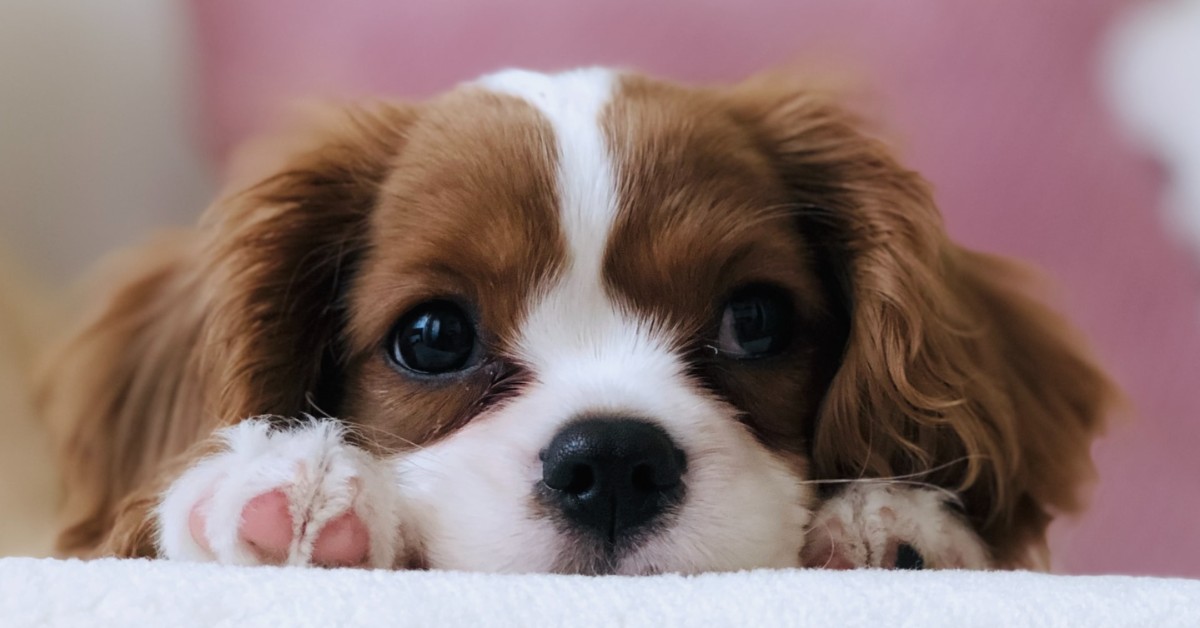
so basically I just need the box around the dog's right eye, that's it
[715,284,794,359]
[387,301,478,375]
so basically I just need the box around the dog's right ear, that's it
[36,104,416,556]
[725,76,1120,567]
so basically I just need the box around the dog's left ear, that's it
[200,104,417,421]
[725,77,1121,567]
[37,104,416,557]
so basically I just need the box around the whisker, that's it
[805,478,964,506]
[303,392,337,420]
[802,455,991,506]
[339,421,429,455]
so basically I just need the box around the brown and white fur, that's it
[37,68,1116,574]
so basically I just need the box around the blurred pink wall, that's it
[189,0,1200,576]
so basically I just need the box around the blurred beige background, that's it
[0,0,213,556]
[0,0,212,282]
[0,258,56,556]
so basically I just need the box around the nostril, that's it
[630,463,656,492]
[630,449,686,493]
[562,463,595,495]
[544,455,598,495]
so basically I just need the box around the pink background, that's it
[188,0,1200,576]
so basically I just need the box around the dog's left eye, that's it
[387,301,478,375]
[716,285,794,359]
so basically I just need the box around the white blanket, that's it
[1,558,1196,627]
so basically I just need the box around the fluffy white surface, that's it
[1,558,1197,628]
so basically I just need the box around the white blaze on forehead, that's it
[477,67,618,264]
[478,67,618,278]
[478,68,674,381]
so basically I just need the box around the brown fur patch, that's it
[341,87,566,451]
[601,75,845,455]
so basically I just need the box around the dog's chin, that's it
[532,506,810,575]
[550,540,648,576]
[544,532,806,576]
[547,524,670,576]
[416,521,807,575]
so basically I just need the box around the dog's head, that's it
[54,69,1115,571]
[337,69,845,573]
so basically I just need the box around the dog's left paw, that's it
[156,418,406,568]
[800,483,990,570]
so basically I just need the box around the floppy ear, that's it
[37,104,415,556]
[200,104,417,421]
[727,78,1120,567]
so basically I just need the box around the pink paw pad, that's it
[239,490,294,564]
[801,518,856,569]
[189,489,371,567]
[312,511,370,567]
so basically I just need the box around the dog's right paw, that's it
[156,419,405,568]
[800,483,990,570]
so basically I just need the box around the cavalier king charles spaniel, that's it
[37,68,1116,574]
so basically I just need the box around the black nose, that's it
[540,418,687,543]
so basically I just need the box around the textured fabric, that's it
[2,558,1198,627]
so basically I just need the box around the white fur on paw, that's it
[802,483,990,570]
[156,418,404,568]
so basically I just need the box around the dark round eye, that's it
[716,286,794,358]
[388,301,477,374]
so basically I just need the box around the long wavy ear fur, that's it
[36,104,415,556]
[728,77,1121,567]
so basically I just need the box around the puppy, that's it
[37,68,1116,573]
